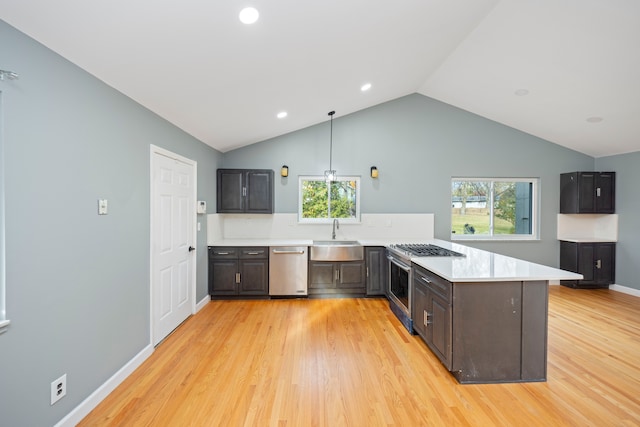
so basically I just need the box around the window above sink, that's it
[298,175,361,224]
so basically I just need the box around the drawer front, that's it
[209,247,239,259]
[240,247,268,259]
[413,266,452,302]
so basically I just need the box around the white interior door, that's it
[151,146,196,346]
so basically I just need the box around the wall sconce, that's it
[370,166,379,179]
[281,165,289,177]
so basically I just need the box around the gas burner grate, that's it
[391,243,465,257]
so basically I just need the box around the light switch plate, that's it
[98,199,108,215]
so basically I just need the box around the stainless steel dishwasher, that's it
[269,246,308,296]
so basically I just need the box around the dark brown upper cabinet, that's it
[560,172,615,214]
[217,169,274,214]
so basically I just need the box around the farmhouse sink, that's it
[310,240,364,261]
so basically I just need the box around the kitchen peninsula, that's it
[407,240,582,384]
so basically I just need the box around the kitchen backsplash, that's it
[207,213,435,242]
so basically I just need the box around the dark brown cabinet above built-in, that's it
[560,241,615,289]
[217,169,274,214]
[560,171,615,214]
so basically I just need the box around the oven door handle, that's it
[387,255,412,272]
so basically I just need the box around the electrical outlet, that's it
[50,374,67,405]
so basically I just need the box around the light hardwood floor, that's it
[78,286,640,426]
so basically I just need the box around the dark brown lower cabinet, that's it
[365,247,388,296]
[208,247,269,298]
[412,264,548,384]
[308,260,365,296]
[412,267,452,369]
[560,240,615,288]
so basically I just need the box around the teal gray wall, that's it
[596,152,639,291]
[0,20,221,426]
[223,93,596,266]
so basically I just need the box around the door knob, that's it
[188,246,195,252]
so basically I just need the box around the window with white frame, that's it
[299,176,360,223]
[451,177,539,240]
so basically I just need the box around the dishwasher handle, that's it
[272,249,306,255]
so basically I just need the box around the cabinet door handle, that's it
[418,274,431,284]
[216,252,230,255]
[246,252,261,255]
[596,187,601,197]
[242,187,247,197]
[335,270,340,281]
[424,310,432,326]
[235,273,241,283]
[595,259,602,269]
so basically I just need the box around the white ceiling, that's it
[1,0,639,157]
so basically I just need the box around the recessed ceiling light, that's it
[514,89,529,96]
[586,116,603,123]
[361,83,372,92]
[239,7,259,24]
[277,111,288,119]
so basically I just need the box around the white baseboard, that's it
[196,294,210,312]
[54,344,154,427]
[610,284,640,298]
[551,280,640,298]
[55,296,209,426]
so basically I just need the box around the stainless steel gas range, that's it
[386,243,465,333]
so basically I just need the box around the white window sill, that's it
[452,236,540,242]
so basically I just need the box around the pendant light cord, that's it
[328,110,335,171]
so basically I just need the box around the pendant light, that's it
[324,110,337,182]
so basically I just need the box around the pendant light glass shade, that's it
[324,111,336,182]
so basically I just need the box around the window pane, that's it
[302,179,329,219]
[514,182,533,234]
[329,180,357,219]
[300,176,360,222]
[451,181,490,235]
[493,181,533,235]
[493,182,516,235]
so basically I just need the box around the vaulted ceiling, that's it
[1,0,638,157]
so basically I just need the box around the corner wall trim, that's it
[0,319,9,334]
[54,344,154,427]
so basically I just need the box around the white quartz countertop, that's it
[208,238,422,247]
[208,238,582,283]
[209,239,313,247]
[411,240,583,283]
[559,238,617,243]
